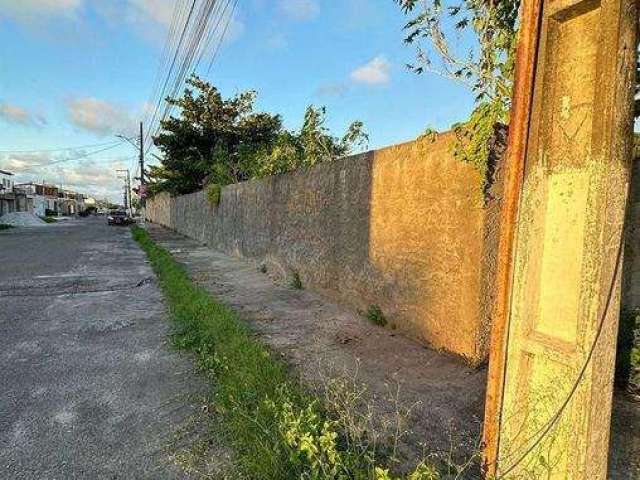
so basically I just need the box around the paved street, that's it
[0,218,206,479]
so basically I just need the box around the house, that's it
[41,184,60,215]
[0,170,16,215]
[13,183,36,215]
[14,183,51,216]
[58,190,87,216]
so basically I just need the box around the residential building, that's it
[57,190,87,216]
[0,170,16,215]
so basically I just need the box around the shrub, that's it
[206,183,222,207]
[290,271,303,290]
[366,305,387,327]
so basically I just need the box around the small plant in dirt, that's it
[206,183,222,207]
[290,271,303,290]
[258,264,268,274]
[366,305,387,327]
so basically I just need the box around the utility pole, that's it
[139,121,145,187]
[117,122,146,215]
[483,0,637,478]
[138,121,146,216]
[116,169,131,216]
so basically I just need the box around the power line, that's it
[144,0,198,153]
[142,0,239,155]
[0,140,121,154]
[24,143,126,168]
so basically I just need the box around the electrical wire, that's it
[24,143,126,168]
[142,0,238,155]
[0,140,121,154]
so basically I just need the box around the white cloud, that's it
[125,0,174,27]
[0,0,82,23]
[0,102,46,127]
[1,153,51,172]
[315,82,349,98]
[66,98,137,137]
[224,15,246,45]
[266,32,288,50]
[278,0,319,21]
[1,152,129,202]
[350,55,391,86]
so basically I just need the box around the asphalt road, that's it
[0,217,206,479]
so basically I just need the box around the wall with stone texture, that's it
[146,133,502,363]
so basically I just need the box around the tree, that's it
[395,0,519,105]
[150,75,283,195]
[394,0,520,178]
[149,78,369,196]
[255,106,369,178]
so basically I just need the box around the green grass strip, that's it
[0,224,14,231]
[132,226,440,480]
[132,226,309,478]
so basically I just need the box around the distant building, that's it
[0,170,16,215]
[41,184,60,215]
[57,190,87,216]
[15,183,52,216]
[12,183,35,214]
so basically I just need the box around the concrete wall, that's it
[146,133,503,363]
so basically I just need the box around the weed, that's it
[0,224,13,231]
[206,183,222,207]
[39,216,57,224]
[290,270,303,290]
[132,225,440,480]
[367,305,387,327]
[258,264,268,274]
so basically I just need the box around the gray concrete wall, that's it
[146,134,503,363]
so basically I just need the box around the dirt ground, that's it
[145,223,639,479]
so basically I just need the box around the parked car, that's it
[107,210,131,225]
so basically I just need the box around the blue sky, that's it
[0,0,476,201]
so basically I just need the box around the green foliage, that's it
[148,77,369,196]
[0,224,13,230]
[366,305,387,327]
[395,0,519,177]
[617,309,640,391]
[419,127,438,143]
[39,216,58,224]
[290,270,303,290]
[150,75,283,195]
[132,226,439,479]
[206,183,221,207]
[255,106,369,178]
[451,100,508,179]
[395,0,519,105]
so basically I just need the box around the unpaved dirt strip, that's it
[0,218,230,479]
[145,223,640,479]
